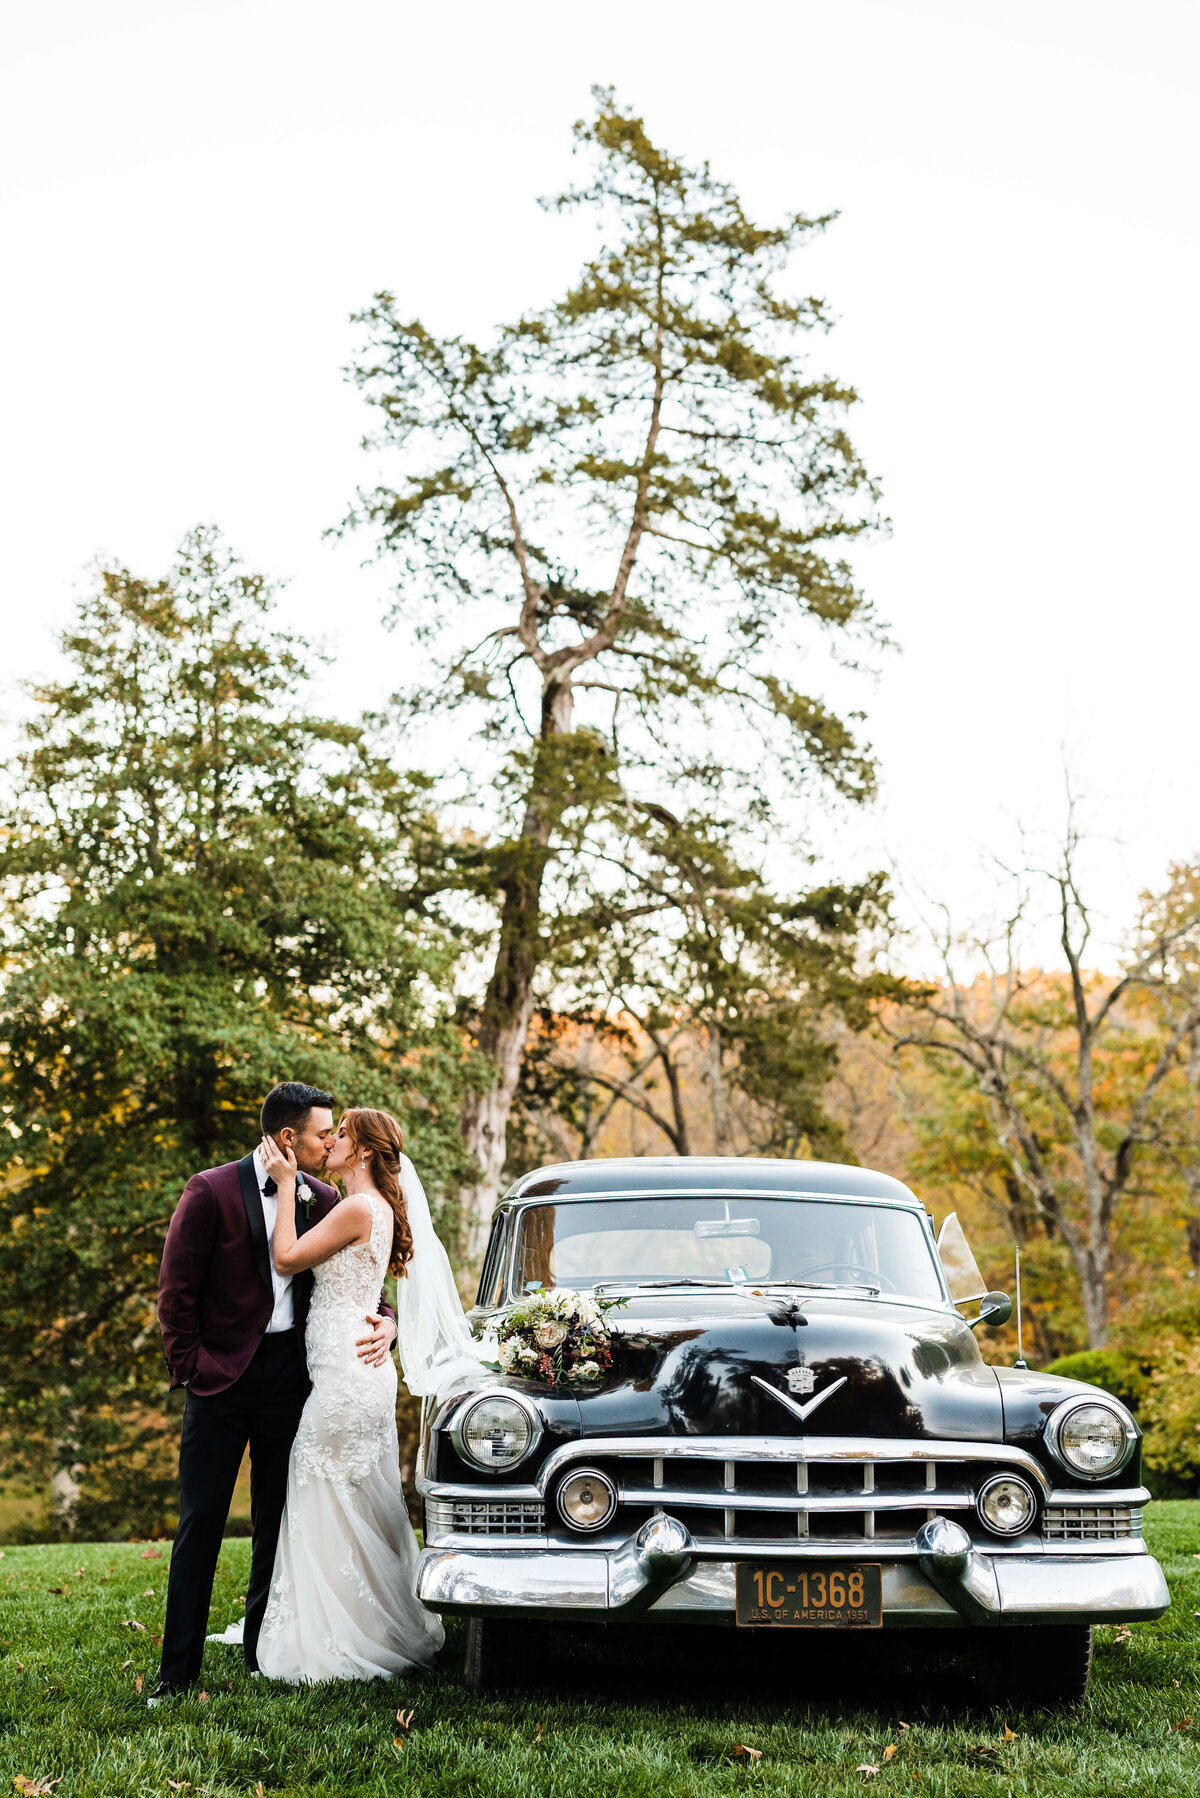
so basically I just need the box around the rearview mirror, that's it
[968,1291,1013,1331]
[694,1218,760,1238]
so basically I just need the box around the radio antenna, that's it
[1013,1244,1028,1369]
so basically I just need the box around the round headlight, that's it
[977,1473,1037,1537]
[556,1467,617,1533]
[1053,1400,1134,1478]
[455,1394,537,1470]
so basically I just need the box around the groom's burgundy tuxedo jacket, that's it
[158,1155,396,1397]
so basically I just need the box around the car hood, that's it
[571,1289,1003,1441]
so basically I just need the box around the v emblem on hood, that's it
[751,1372,848,1424]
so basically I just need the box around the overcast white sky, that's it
[2,2,1196,969]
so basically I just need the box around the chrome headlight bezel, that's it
[555,1466,618,1533]
[449,1389,543,1473]
[976,1472,1038,1537]
[1045,1396,1137,1481]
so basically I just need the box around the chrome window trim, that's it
[532,1435,1055,1499]
[1044,1396,1138,1481]
[447,1389,544,1474]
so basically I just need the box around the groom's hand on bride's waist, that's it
[356,1311,397,1367]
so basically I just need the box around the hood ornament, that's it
[752,1369,848,1424]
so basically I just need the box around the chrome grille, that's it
[1044,1505,1142,1541]
[425,1497,545,1537]
[601,1448,975,1546]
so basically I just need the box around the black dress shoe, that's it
[146,1680,190,1708]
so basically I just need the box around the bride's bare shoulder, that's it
[333,1193,377,1240]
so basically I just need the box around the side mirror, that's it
[968,1291,1013,1331]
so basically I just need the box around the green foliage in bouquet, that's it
[492,1287,625,1387]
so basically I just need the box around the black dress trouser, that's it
[159,1330,309,1688]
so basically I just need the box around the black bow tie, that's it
[262,1176,277,1196]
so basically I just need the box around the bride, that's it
[255,1107,475,1683]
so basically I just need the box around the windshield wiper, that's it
[750,1279,882,1296]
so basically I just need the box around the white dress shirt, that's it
[253,1146,296,1332]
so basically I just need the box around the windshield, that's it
[511,1196,944,1304]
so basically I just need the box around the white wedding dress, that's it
[257,1158,478,1684]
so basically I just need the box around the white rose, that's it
[497,1339,518,1371]
[575,1297,601,1327]
[518,1346,539,1365]
[574,1359,601,1379]
[535,1321,568,1351]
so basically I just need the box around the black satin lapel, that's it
[238,1154,274,1296]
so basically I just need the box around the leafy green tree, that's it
[347,89,885,1247]
[0,528,474,1536]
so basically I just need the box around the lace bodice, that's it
[311,1194,391,1310]
[305,1195,392,1371]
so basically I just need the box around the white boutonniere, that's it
[296,1177,313,1217]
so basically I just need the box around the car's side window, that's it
[476,1213,508,1308]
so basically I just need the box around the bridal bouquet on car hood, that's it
[487,1287,624,1387]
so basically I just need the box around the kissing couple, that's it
[153,1082,477,1698]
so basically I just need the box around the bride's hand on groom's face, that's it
[261,1134,297,1193]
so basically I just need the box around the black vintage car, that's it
[415,1157,1169,1705]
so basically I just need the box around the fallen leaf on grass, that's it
[1171,1716,1193,1732]
[969,1744,1001,1760]
[1003,1725,1017,1742]
[12,1780,62,1795]
[134,1674,144,1694]
[197,1691,208,1703]
[142,1589,156,1597]
[255,1783,266,1797]
[121,1619,147,1632]
[883,1744,898,1761]
[167,1783,191,1792]
[855,1767,879,1780]
[46,1589,65,1597]
[119,1659,133,1671]
[1113,1626,1133,1647]
[395,1708,414,1734]
[897,1721,910,1731]
[140,1548,163,1560]
[532,1726,544,1745]
[732,1744,762,1762]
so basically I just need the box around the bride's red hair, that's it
[338,1108,413,1278]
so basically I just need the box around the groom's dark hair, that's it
[260,1082,337,1138]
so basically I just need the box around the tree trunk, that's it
[1079,1248,1109,1348]
[459,677,572,1263]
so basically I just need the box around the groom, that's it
[152,1082,398,1701]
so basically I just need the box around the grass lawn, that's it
[1,1502,1197,1797]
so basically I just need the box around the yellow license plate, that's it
[736,1561,882,1627]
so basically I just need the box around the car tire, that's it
[968,1624,1093,1711]
[462,1618,548,1691]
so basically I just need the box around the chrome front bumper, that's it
[415,1514,1170,1629]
